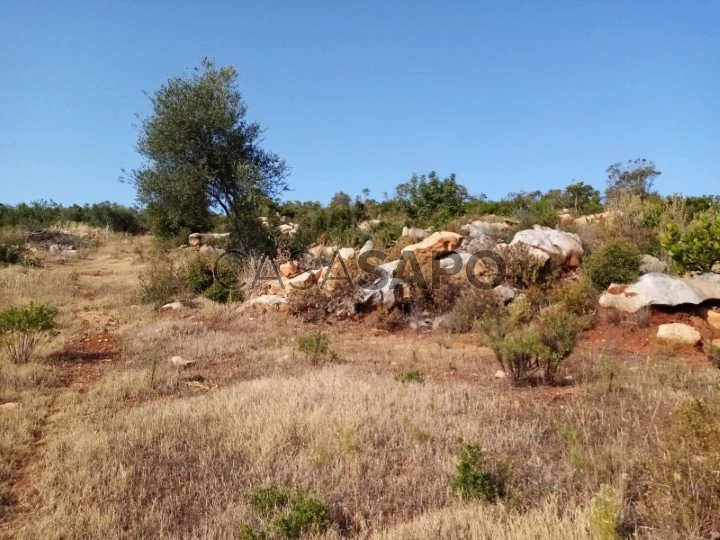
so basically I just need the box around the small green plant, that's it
[589,484,622,540]
[560,422,587,472]
[246,486,331,540]
[451,443,500,502]
[661,211,720,272]
[0,302,57,364]
[201,281,242,303]
[583,240,641,290]
[183,255,215,294]
[273,492,330,540]
[395,370,424,383]
[297,333,329,357]
[247,486,290,516]
[537,307,584,384]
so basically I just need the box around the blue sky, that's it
[1,0,718,207]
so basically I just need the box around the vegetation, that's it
[583,240,641,290]
[661,210,720,272]
[451,443,501,502]
[0,302,57,364]
[131,58,287,251]
[395,370,424,383]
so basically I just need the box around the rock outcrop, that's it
[639,254,669,275]
[401,231,463,262]
[599,273,720,313]
[401,227,431,241]
[509,226,583,268]
[188,232,230,247]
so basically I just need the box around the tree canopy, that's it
[132,59,288,251]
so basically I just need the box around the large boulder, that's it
[699,307,720,330]
[462,220,511,238]
[401,226,431,241]
[187,232,230,247]
[401,231,464,262]
[573,212,610,227]
[599,273,720,313]
[356,277,411,311]
[241,294,289,314]
[656,323,701,345]
[509,226,583,268]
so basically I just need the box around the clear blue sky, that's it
[1,0,718,207]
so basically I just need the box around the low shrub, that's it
[537,307,585,383]
[443,288,499,334]
[287,287,331,323]
[589,484,623,540]
[183,255,215,294]
[661,211,720,272]
[395,370,423,383]
[451,443,501,502]
[244,486,331,540]
[582,240,641,290]
[374,308,407,332]
[297,333,331,361]
[0,302,57,364]
[500,243,550,288]
[0,244,21,265]
[548,276,598,318]
[139,258,184,306]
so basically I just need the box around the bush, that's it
[589,485,622,540]
[500,243,550,288]
[297,333,330,358]
[395,370,423,383]
[451,443,500,502]
[183,256,215,294]
[582,240,641,290]
[139,258,184,306]
[245,486,330,540]
[0,302,57,364]
[201,281,242,303]
[661,211,720,272]
[374,308,407,332]
[548,276,598,318]
[287,287,331,323]
[443,288,499,334]
[537,307,585,383]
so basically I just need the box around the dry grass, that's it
[2,232,720,539]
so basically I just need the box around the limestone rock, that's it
[640,254,669,275]
[699,307,720,330]
[188,232,230,247]
[169,356,196,369]
[359,240,374,256]
[599,273,720,313]
[279,261,301,278]
[573,212,610,227]
[358,219,381,231]
[401,231,463,261]
[401,226,430,241]
[160,301,184,311]
[656,323,700,345]
[509,226,583,268]
[0,402,19,411]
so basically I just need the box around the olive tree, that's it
[132,58,288,252]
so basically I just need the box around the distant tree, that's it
[131,58,288,250]
[562,181,603,215]
[394,171,469,225]
[605,159,660,200]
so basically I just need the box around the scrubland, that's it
[1,231,720,540]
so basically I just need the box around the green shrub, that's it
[589,485,622,540]
[0,302,57,364]
[443,288,499,334]
[451,443,500,502]
[297,333,329,357]
[582,240,641,290]
[500,243,550,288]
[548,276,598,317]
[395,370,423,383]
[238,525,266,540]
[273,493,330,540]
[183,256,215,294]
[201,281,242,303]
[537,307,585,384]
[661,211,720,272]
[247,486,290,516]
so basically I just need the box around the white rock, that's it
[494,370,507,379]
[401,226,430,241]
[160,301,184,310]
[247,294,288,306]
[639,254,669,274]
[599,273,720,313]
[509,225,583,268]
[359,239,374,256]
[169,356,196,369]
[0,402,19,410]
[358,219,381,231]
[656,323,701,345]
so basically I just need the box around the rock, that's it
[599,273,720,313]
[712,262,720,274]
[401,226,430,241]
[401,231,464,262]
[710,339,720,350]
[337,247,356,261]
[408,317,432,331]
[573,212,610,227]
[432,316,446,331]
[188,232,230,247]
[359,240,374,256]
[509,226,583,268]
[198,245,224,254]
[61,248,78,257]
[289,267,325,288]
[558,213,574,227]
[377,260,402,279]
[160,301,184,311]
[462,220,511,238]
[639,254,669,274]
[357,277,411,312]
[461,234,497,253]
[0,402,19,411]
[242,294,289,314]
[494,370,507,379]
[699,307,720,330]
[49,244,61,253]
[493,285,519,304]
[279,261,301,278]
[656,323,700,345]
[169,356,196,369]
[358,219,381,231]
[278,223,299,236]
[307,245,338,260]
